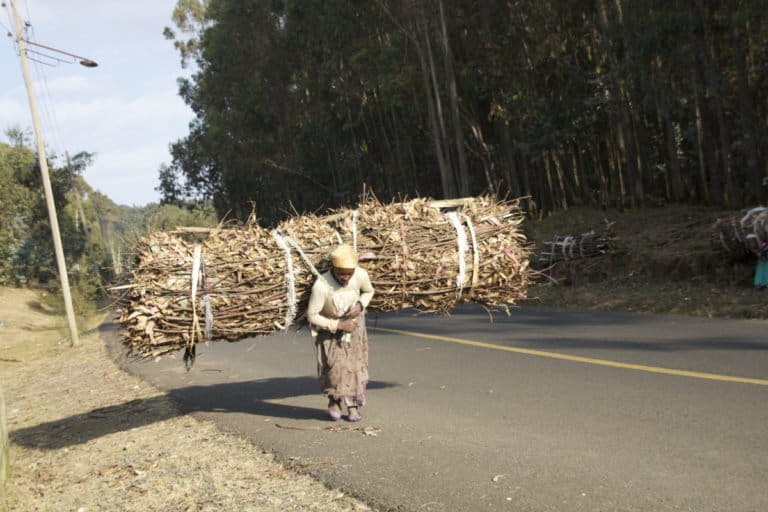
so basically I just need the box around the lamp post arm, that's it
[22,38,98,67]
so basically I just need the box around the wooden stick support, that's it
[0,384,9,491]
[427,197,479,209]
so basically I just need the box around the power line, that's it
[2,3,17,51]
[25,23,67,158]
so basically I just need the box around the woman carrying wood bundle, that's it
[307,244,374,422]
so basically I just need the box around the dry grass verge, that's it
[0,287,372,511]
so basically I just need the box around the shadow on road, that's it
[168,376,396,420]
[10,377,397,450]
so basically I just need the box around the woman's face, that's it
[332,267,355,286]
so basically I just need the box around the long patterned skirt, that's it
[314,314,369,407]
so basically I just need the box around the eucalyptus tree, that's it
[160,0,768,221]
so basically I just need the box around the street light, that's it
[8,0,99,346]
[22,38,99,67]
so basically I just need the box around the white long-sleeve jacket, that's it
[307,267,374,334]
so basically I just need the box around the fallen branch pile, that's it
[711,207,768,259]
[116,196,532,357]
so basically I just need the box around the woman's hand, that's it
[328,303,362,320]
[337,319,357,333]
[346,302,363,319]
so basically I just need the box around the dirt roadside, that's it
[0,287,372,512]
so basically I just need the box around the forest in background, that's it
[5,1,766,304]
[0,129,216,308]
[158,0,768,225]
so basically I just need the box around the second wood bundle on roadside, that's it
[536,225,615,266]
[117,196,532,357]
[711,206,768,259]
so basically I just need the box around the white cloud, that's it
[51,91,190,129]
[0,98,28,128]
[85,145,170,206]
[42,74,95,95]
[64,91,192,205]
[28,1,177,26]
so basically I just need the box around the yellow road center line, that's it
[371,327,768,387]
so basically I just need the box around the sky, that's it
[0,0,194,206]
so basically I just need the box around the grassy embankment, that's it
[524,205,766,319]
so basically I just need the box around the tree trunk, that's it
[438,0,470,196]
[377,1,456,198]
[694,0,734,206]
[692,67,717,204]
[592,143,609,208]
[494,118,521,197]
[615,124,631,208]
[622,86,645,203]
[387,106,408,194]
[374,102,395,197]
[733,24,763,202]
[570,142,588,203]
[467,117,496,193]
[416,36,456,198]
[542,151,558,212]
[551,149,570,209]
[657,88,683,201]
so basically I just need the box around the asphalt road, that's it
[117,306,768,512]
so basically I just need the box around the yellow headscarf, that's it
[330,244,358,268]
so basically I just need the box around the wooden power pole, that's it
[10,0,79,346]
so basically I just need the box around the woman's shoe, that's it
[347,406,362,422]
[328,399,342,421]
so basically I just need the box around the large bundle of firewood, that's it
[115,196,532,357]
[711,207,768,259]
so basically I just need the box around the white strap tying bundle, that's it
[271,229,298,330]
[283,234,321,277]
[740,207,766,229]
[462,214,480,295]
[561,235,574,259]
[351,209,359,251]
[190,243,203,344]
[190,243,214,343]
[445,211,468,292]
[740,206,768,241]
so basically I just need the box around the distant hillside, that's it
[0,137,216,301]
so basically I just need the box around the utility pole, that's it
[10,0,79,346]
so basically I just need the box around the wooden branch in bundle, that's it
[711,207,768,259]
[537,229,615,264]
[115,196,532,358]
